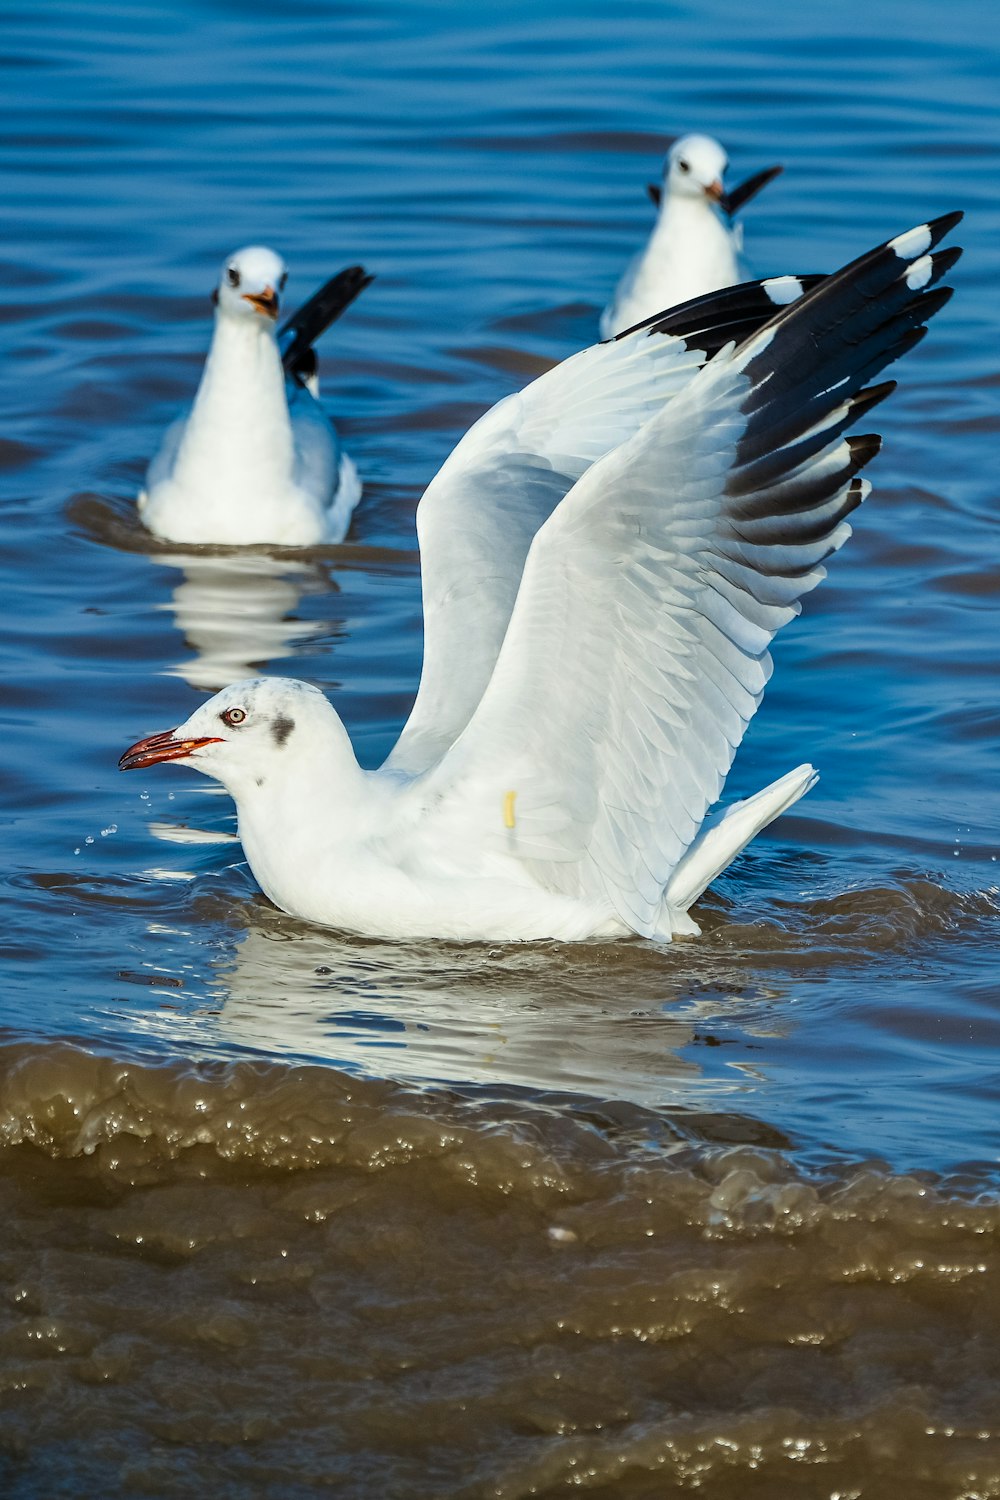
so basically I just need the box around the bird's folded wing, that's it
[386,277,822,776]
[422,215,961,936]
[143,413,189,493]
[289,385,340,503]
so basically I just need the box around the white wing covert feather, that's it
[419,215,962,936]
[385,280,822,777]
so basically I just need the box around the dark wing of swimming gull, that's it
[647,163,782,215]
[723,164,784,217]
[280,266,374,387]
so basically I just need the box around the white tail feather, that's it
[663,763,819,915]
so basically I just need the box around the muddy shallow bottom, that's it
[1,1042,999,1500]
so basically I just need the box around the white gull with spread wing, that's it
[602,133,783,338]
[139,247,372,547]
[122,215,962,942]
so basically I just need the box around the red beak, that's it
[118,729,224,772]
[242,287,279,319]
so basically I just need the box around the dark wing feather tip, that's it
[729,430,883,522]
[713,214,960,586]
[611,276,826,361]
[724,164,784,217]
[927,209,964,240]
[738,253,959,442]
[280,265,373,382]
[847,432,883,466]
[928,245,963,283]
[844,382,896,427]
[727,485,866,547]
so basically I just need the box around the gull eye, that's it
[221,706,247,727]
[278,272,288,291]
[677,159,690,174]
[226,266,241,288]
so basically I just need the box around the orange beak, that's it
[705,178,725,204]
[242,286,279,319]
[118,729,224,772]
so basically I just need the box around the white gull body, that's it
[122,215,962,943]
[601,134,781,338]
[139,246,365,547]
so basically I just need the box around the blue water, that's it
[2,0,999,1180]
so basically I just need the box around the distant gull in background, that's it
[601,133,783,338]
[138,247,372,547]
[122,215,963,943]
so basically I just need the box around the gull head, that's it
[664,134,729,208]
[119,677,341,798]
[213,245,288,323]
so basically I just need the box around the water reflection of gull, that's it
[153,551,336,692]
[181,918,786,1113]
[208,924,703,1099]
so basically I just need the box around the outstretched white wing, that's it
[386,279,821,775]
[421,216,962,935]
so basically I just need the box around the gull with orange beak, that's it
[601,134,782,337]
[138,245,372,546]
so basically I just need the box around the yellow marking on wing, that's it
[503,790,517,829]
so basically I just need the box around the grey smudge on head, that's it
[271,714,295,748]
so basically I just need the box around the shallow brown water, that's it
[3,0,1000,1493]
[2,1043,1000,1498]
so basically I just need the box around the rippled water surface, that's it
[2,0,999,1493]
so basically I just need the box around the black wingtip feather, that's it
[849,381,896,424]
[610,275,827,364]
[848,432,883,469]
[733,378,899,492]
[929,245,963,284]
[617,274,826,345]
[280,264,374,382]
[737,380,896,477]
[914,284,955,320]
[729,431,883,525]
[707,213,960,612]
[714,212,959,565]
[292,348,318,387]
[927,209,964,241]
[885,323,930,362]
[724,163,783,217]
[735,222,961,453]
